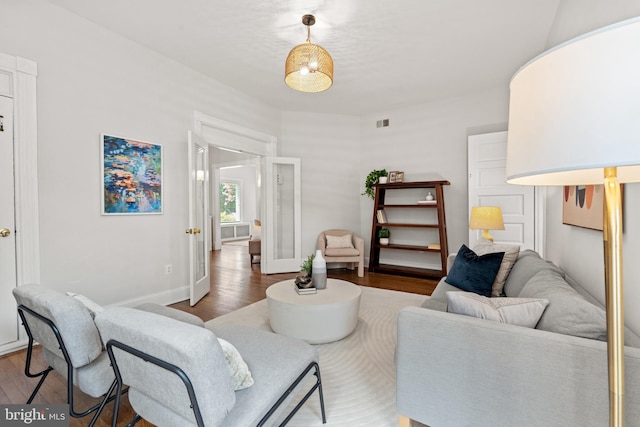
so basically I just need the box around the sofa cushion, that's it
[518,269,607,340]
[445,245,504,297]
[562,275,640,348]
[473,239,520,297]
[326,234,354,249]
[429,279,464,304]
[218,338,254,390]
[420,297,448,312]
[503,250,564,297]
[446,291,549,328]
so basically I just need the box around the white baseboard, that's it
[0,338,29,357]
[113,286,190,308]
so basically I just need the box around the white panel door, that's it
[0,95,17,346]
[468,131,535,249]
[187,131,210,306]
[262,157,301,274]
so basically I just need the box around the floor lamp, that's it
[506,17,640,426]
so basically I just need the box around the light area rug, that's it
[205,286,428,427]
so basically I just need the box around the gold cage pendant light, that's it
[285,14,333,93]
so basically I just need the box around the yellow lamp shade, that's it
[469,206,505,242]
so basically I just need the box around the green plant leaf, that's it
[362,168,388,199]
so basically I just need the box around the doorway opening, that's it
[193,111,275,276]
[213,150,262,267]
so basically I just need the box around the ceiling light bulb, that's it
[309,61,318,71]
[300,65,309,75]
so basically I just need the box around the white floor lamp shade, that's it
[507,18,640,186]
[506,17,640,427]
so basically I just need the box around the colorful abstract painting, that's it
[562,185,602,230]
[101,134,162,215]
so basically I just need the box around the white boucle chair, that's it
[96,307,326,427]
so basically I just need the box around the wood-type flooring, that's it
[0,244,437,426]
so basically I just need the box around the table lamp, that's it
[469,206,504,242]
[506,17,640,427]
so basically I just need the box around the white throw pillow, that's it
[65,292,105,318]
[473,239,520,297]
[326,234,354,249]
[446,291,549,328]
[217,338,254,390]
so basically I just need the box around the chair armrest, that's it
[135,303,204,328]
[353,234,364,253]
[317,233,327,257]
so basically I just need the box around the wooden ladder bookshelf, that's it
[368,180,450,279]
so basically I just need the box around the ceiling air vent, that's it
[376,119,390,128]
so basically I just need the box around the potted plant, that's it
[295,253,316,288]
[300,253,315,277]
[378,228,390,245]
[362,169,388,199]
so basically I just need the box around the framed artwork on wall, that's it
[101,134,163,215]
[562,185,603,230]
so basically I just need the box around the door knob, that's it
[193,228,201,234]
[185,228,202,234]
[0,228,10,237]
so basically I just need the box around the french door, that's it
[262,157,302,274]
[187,131,210,305]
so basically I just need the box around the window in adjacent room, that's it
[220,180,241,223]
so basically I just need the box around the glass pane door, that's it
[263,157,301,273]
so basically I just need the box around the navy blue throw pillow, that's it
[446,245,505,297]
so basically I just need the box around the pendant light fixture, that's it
[285,14,333,93]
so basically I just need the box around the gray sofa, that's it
[396,249,640,426]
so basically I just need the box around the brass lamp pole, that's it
[604,167,624,426]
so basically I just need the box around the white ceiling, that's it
[49,0,560,116]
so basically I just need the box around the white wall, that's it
[541,0,640,332]
[1,0,279,306]
[279,111,362,258]
[359,88,509,264]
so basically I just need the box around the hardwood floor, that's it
[0,244,437,426]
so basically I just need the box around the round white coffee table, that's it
[266,278,361,344]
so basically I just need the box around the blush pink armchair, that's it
[317,229,365,277]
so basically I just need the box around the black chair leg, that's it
[315,366,327,424]
[278,362,326,426]
[126,414,142,427]
[88,379,118,427]
[258,361,326,427]
[25,366,53,404]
